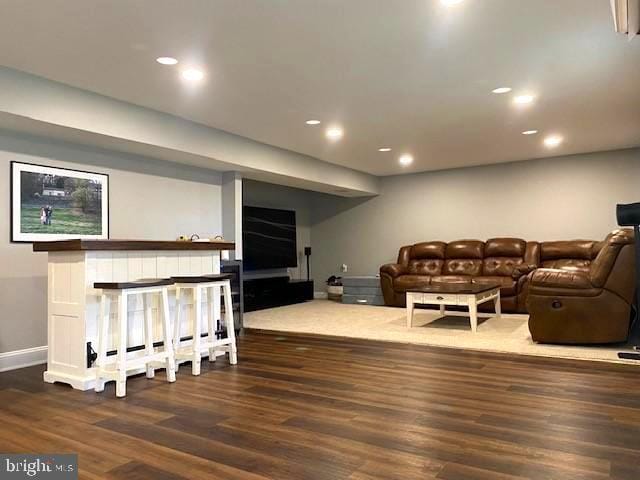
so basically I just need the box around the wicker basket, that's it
[327,285,343,302]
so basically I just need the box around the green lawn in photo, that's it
[21,205,102,235]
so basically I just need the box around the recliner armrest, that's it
[512,264,538,279]
[380,263,407,278]
[530,268,592,290]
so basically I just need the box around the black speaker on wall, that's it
[617,202,640,226]
[617,202,640,361]
[304,246,312,282]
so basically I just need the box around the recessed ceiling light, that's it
[378,147,392,152]
[156,56,178,65]
[441,0,464,5]
[544,135,563,148]
[399,154,414,166]
[181,68,204,82]
[492,87,512,94]
[514,94,535,105]
[522,130,538,135]
[326,127,344,140]
[305,120,321,125]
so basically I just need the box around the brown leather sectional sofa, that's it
[380,229,635,344]
[380,238,537,312]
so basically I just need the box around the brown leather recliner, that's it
[527,229,635,344]
[513,239,603,312]
[380,238,540,313]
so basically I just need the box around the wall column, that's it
[222,172,243,260]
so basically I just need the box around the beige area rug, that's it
[244,300,639,364]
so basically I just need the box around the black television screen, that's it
[243,206,297,270]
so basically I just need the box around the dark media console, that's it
[244,277,314,312]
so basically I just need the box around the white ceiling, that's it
[0,0,638,176]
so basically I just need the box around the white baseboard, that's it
[0,346,47,372]
[314,291,328,299]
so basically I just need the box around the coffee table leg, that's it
[468,297,478,333]
[406,295,414,328]
[439,304,445,316]
[494,290,501,319]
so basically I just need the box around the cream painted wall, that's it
[242,179,312,281]
[0,132,223,354]
[310,148,640,288]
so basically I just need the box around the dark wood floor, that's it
[1,331,640,480]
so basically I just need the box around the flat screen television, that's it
[243,205,297,270]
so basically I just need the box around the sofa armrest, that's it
[530,268,592,290]
[380,263,407,278]
[512,264,538,279]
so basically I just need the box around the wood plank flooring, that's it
[1,330,640,479]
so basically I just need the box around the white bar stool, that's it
[172,273,238,376]
[94,278,177,397]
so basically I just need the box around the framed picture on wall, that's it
[10,161,109,243]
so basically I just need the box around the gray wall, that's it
[242,179,313,281]
[310,148,640,288]
[0,132,223,354]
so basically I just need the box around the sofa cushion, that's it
[482,238,526,277]
[483,257,524,277]
[445,240,484,259]
[484,238,526,258]
[410,241,446,260]
[408,259,443,276]
[472,276,517,296]
[541,259,591,272]
[443,241,484,276]
[430,275,472,284]
[540,241,595,261]
[530,269,592,289]
[539,240,597,273]
[394,275,432,292]
[443,259,483,276]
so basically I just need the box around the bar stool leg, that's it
[222,280,238,365]
[207,286,217,362]
[173,286,182,358]
[161,288,176,383]
[213,284,221,335]
[116,292,128,398]
[192,286,202,375]
[95,293,109,392]
[143,293,155,379]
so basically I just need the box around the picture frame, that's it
[10,161,109,243]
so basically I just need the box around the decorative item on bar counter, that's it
[177,234,224,242]
[176,234,230,258]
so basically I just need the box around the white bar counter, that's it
[33,239,235,390]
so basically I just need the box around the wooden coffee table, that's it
[406,283,501,332]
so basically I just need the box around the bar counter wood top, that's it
[33,239,235,252]
[37,238,233,390]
